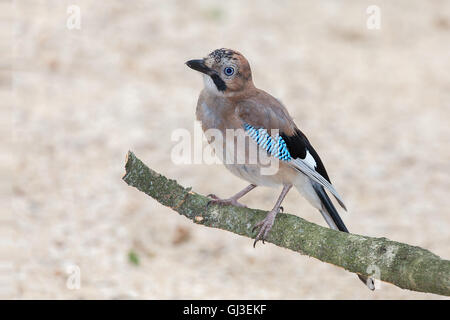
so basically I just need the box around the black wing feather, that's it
[280,129,331,183]
[313,184,348,232]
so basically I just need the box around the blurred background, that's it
[4,0,450,299]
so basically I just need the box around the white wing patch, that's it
[303,150,317,169]
[290,158,347,211]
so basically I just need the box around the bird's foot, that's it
[206,194,247,208]
[252,208,280,247]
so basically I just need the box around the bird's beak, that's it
[185,59,212,75]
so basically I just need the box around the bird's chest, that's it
[197,101,244,161]
[196,99,236,130]
[196,102,277,186]
[196,101,240,145]
[197,102,222,132]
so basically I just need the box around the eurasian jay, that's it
[186,48,374,290]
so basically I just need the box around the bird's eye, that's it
[224,67,235,76]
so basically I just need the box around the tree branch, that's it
[122,151,450,296]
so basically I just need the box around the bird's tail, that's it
[312,183,375,291]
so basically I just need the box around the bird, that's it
[186,48,374,290]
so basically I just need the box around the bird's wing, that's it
[235,97,347,210]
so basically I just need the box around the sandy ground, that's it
[3,0,450,299]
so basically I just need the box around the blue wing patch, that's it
[243,123,292,161]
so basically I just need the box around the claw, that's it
[253,238,265,248]
[205,194,247,209]
[252,215,275,247]
[206,194,222,210]
[252,206,284,247]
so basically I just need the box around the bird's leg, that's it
[207,184,257,208]
[252,184,292,247]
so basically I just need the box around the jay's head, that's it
[186,48,254,96]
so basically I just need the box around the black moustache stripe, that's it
[210,74,227,92]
